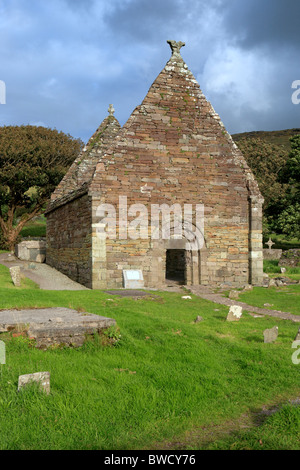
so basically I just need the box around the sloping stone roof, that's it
[46,107,121,213]
[47,40,263,214]
[89,40,263,203]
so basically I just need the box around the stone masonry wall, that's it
[46,193,92,287]
[89,44,264,289]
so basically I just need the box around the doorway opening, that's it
[165,249,186,285]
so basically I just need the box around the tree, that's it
[0,125,83,250]
[236,137,290,229]
[277,203,300,240]
[276,135,300,239]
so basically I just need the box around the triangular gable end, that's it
[89,41,264,289]
[50,105,121,206]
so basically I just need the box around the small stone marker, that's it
[182,296,192,300]
[229,290,239,300]
[243,284,253,291]
[226,305,243,322]
[123,270,144,289]
[268,278,277,288]
[263,326,278,344]
[9,266,21,287]
[18,372,50,394]
[266,238,275,251]
[295,328,300,342]
[194,316,203,323]
[0,341,5,364]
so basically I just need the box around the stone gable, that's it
[46,41,264,290]
[50,107,121,205]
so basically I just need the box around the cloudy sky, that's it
[0,0,299,143]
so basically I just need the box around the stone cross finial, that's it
[108,104,115,116]
[167,40,185,58]
[266,238,275,251]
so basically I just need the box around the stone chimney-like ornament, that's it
[108,104,115,116]
[167,40,185,58]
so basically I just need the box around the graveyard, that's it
[0,26,299,452]
[0,253,299,450]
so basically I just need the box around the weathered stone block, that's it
[226,305,243,322]
[18,372,50,394]
[15,240,46,263]
[264,326,278,343]
[9,266,21,287]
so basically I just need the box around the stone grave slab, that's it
[0,307,115,349]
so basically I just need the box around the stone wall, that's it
[46,41,264,290]
[46,193,92,287]
[263,249,283,260]
[89,45,264,289]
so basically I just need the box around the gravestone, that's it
[226,305,243,322]
[122,270,144,289]
[295,328,300,342]
[0,341,5,364]
[263,326,278,343]
[194,316,203,323]
[18,371,50,394]
[9,266,21,287]
[229,290,239,300]
[266,238,275,251]
[243,284,253,291]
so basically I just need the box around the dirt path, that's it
[0,253,89,290]
[149,396,300,450]
[188,285,300,323]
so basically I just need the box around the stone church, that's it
[45,40,264,289]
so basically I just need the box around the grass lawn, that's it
[0,265,299,450]
[237,285,300,316]
[20,215,46,238]
[264,259,300,282]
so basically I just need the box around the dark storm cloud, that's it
[222,0,300,50]
[104,0,216,43]
[0,0,299,142]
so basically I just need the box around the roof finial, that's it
[167,40,185,58]
[108,104,115,116]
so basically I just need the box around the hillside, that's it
[232,128,300,150]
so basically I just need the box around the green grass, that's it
[0,265,299,450]
[20,215,46,238]
[205,404,300,450]
[264,259,300,281]
[233,128,300,151]
[238,285,300,316]
[0,264,39,289]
